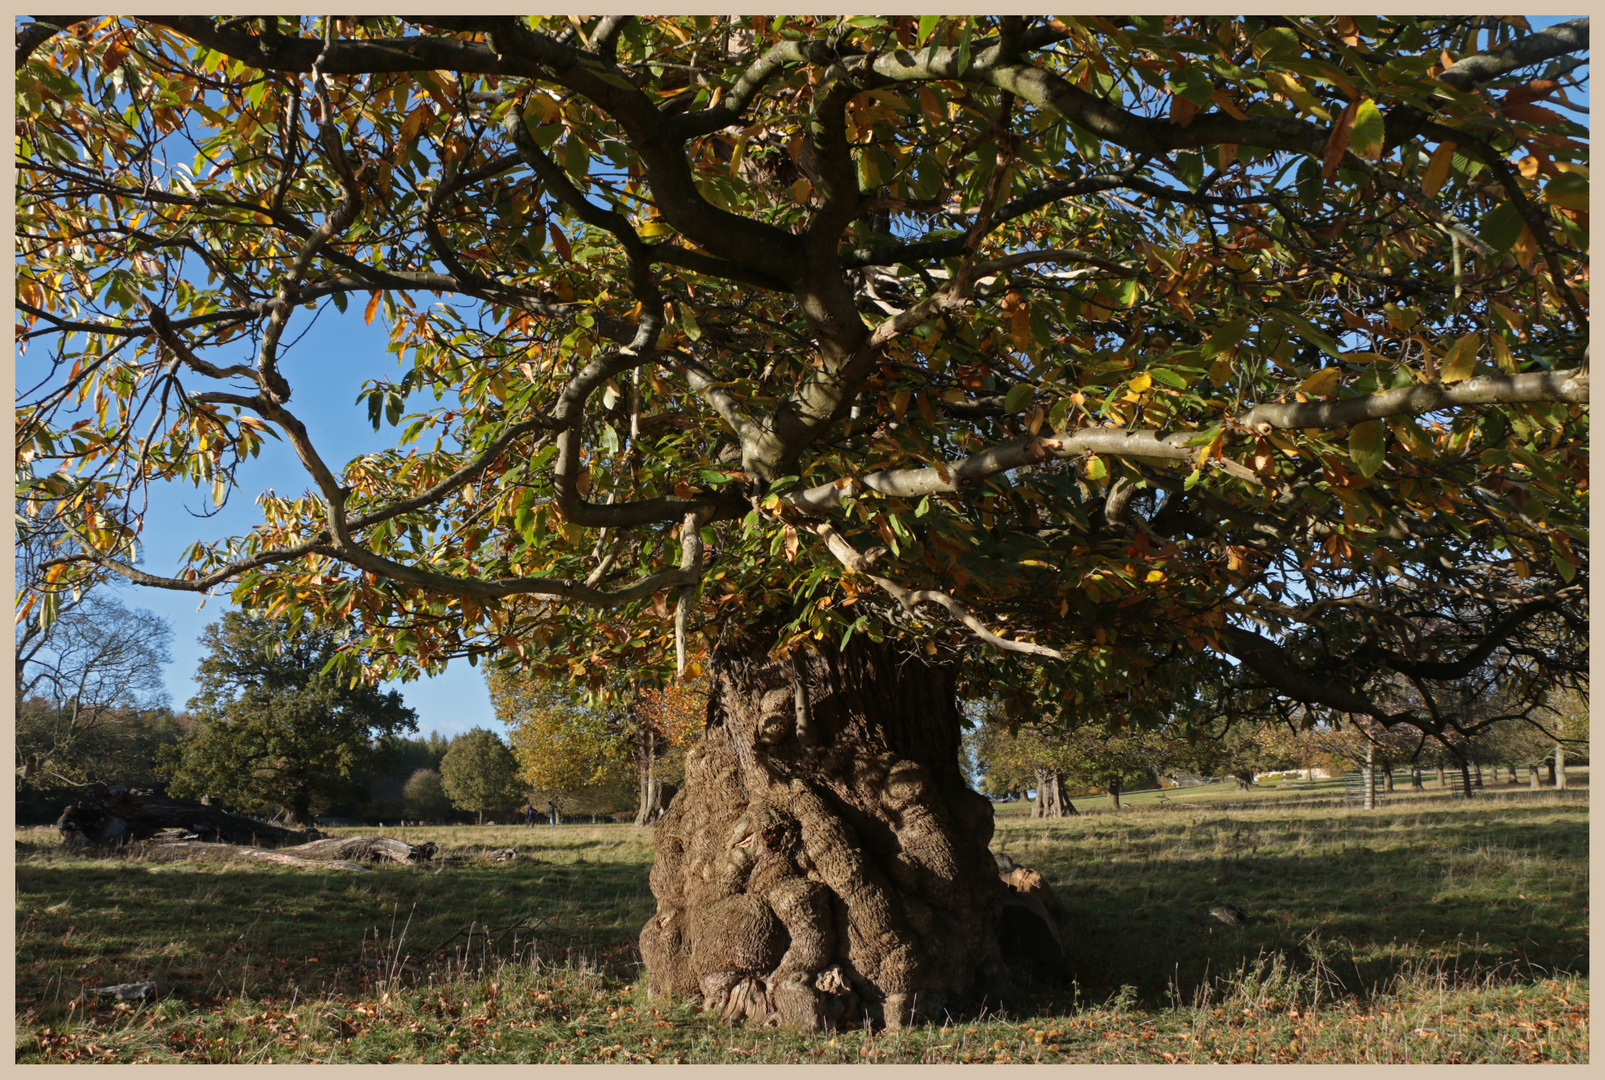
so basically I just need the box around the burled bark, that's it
[639,635,1009,1029]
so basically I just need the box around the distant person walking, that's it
[547,799,559,826]
[524,803,536,827]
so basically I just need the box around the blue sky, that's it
[94,311,497,740]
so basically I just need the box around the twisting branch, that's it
[808,521,1066,660]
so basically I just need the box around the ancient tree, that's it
[17,17,1589,1027]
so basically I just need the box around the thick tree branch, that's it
[1437,17,1589,91]
[787,369,1588,513]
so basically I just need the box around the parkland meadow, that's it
[16,776,1587,1063]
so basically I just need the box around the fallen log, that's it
[56,784,318,847]
[147,835,438,872]
[148,840,372,872]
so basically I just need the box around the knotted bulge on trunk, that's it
[639,635,1009,1030]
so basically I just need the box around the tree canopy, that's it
[17,16,1589,749]
[159,611,417,822]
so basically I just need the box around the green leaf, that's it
[1168,69,1217,107]
[1202,316,1251,357]
[1478,201,1525,254]
[918,14,940,44]
[1349,98,1385,160]
[1174,151,1203,192]
[1347,420,1385,477]
[955,22,973,74]
[1085,454,1108,481]
[1266,307,1340,358]
[680,306,702,341]
[1003,383,1034,413]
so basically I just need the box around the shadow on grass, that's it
[1008,797,1588,1008]
[17,791,1587,1025]
[16,852,656,1024]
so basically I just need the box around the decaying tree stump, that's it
[639,635,1011,1031]
[55,784,319,847]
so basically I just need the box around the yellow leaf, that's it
[364,291,381,325]
[1440,332,1480,384]
[1421,140,1456,197]
[523,92,561,125]
[1265,72,1330,120]
[1490,333,1518,374]
[1490,300,1524,332]
[790,177,812,205]
[1297,368,1342,398]
[1128,372,1152,393]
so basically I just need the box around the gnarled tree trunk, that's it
[635,776,678,827]
[639,636,1008,1030]
[1031,769,1075,818]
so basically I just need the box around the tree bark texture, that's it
[1554,745,1567,789]
[638,636,1007,1030]
[55,784,320,847]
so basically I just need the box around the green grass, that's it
[15,777,1588,1063]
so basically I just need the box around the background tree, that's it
[18,16,1589,1027]
[401,767,454,821]
[356,730,451,818]
[1167,716,1306,791]
[15,569,174,788]
[159,612,417,823]
[630,680,706,824]
[439,728,524,823]
[493,672,704,823]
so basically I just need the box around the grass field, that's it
[15,774,1587,1063]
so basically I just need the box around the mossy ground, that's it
[15,773,1587,1062]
